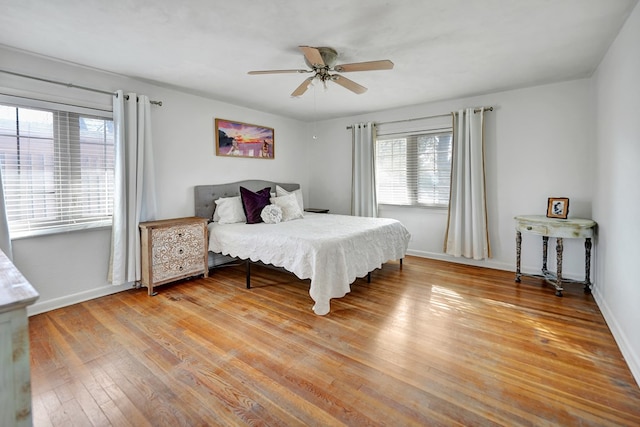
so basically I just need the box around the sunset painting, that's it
[215,118,274,159]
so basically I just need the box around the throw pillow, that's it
[240,186,271,224]
[261,204,283,224]
[276,185,304,212]
[270,192,304,222]
[214,196,246,224]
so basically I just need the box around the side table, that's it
[514,215,596,296]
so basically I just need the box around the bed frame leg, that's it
[246,259,251,289]
[400,258,403,269]
[367,272,371,283]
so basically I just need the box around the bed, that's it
[194,180,411,315]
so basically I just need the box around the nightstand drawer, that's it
[516,223,548,235]
[151,224,205,265]
[152,257,206,283]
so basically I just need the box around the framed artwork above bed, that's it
[215,118,274,159]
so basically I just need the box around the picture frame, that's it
[547,197,569,219]
[215,118,274,159]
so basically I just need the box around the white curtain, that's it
[109,91,157,286]
[0,167,12,260]
[351,122,378,217]
[444,108,490,260]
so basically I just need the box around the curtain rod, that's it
[0,69,163,106]
[346,106,493,129]
[0,91,113,113]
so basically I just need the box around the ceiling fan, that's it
[248,46,394,97]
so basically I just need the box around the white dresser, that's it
[139,217,209,295]
[0,250,39,427]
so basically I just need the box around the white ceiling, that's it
[0,0,637,121]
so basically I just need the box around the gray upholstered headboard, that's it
[194,180,300,220]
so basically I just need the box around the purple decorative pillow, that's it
[240,186,271,224]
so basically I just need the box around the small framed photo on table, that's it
[547,197,569,219]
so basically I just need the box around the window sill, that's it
[10,222,112,240]
[378,203,448,211]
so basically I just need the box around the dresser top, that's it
[514,215,596,238]
[0,250,39,313]
[514,215,596,228]
[139,216,208,229]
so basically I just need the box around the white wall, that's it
[592,2,640,384]
[309,79,595,278]
[0,46,309,314]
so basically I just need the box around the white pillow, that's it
[276,185,304,213]
[213,196,232,221]
[270,193,304,222]
[261,204,283,224]
[214,196,247,224]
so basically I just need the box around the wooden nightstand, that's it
[139,217,209,295]
[304,208,330,214]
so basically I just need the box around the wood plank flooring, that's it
[29,256,640,426]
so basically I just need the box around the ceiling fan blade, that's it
[291,77,315,97]
[334,60,394,72]
[299,46,325,67]
[331,75,367,94]
[248,69,310,75]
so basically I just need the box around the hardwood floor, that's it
[29,257,640,426]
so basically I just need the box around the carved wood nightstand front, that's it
[139,217,209,295]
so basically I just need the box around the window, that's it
[376,130,452,207]
[0,101,114,238]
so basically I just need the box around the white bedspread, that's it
[207,213,411,315]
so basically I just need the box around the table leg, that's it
[515,231,522,282]
[555,238,564,296]
[584,238,592,293]
[542,236,549,275]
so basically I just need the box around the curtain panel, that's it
[109,91,157,286]
[0,168,12,260]
[444,108,490,260]
[351,122,378,218]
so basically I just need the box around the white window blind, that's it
[376,130,452,207]
[0,101,114,238]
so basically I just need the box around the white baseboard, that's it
[406,249,515,273]
[405,249,586,281]
[27,283,130,317]
[591,287,640,388]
